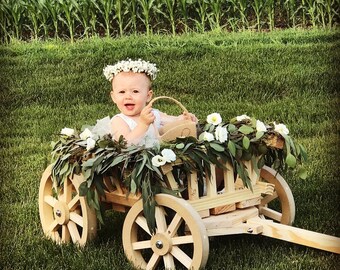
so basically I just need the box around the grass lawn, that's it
[0,29,339,269]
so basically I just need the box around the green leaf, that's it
[255,131,264,139]
[286,153,297,168]
[242,136,250,149]
[209,142,225,152]
[297,167,307,179]
[228,141,236,157]
[176,143,185,149]
[78,181,88,196]
[227,124,237,132]
[130,179,137,194]
[257,156,265,169]
[238,125,254,134]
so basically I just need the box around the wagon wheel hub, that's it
[150,233,172,256]
[53,201,70,225]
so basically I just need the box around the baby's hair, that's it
[103,59,158,82]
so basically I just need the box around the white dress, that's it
[112,109,162,148]
[91,109,162,148]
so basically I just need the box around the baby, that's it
[103,59,197,147]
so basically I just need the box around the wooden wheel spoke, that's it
[261,206,282,222]
[62,224,70,242]
[132,240,152,250]
[135,216,151,236]
[146,253,160,270]
[262,191,278,205]
[53,231,61,244]
[69,212,84,227]
[163,253,175,269]
[44,195,57,207]
[68,195,80,211]
[67,221,81,243]
[155,207,167,233]
[48,219,59,232]
[171,246,192,269]
[167,213,182,237]
[172,235,194,245]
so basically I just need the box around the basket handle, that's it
[149,96,189,114]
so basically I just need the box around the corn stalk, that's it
[264,0,275,31]
[178,0,192,33]
[251,0,264,31]
[228,0,248,30]
[137,0,155,35]
[305,0,319,28]
[1,0,26,40]
[207,0,224,32]
[45,0,60,38]
[97,0,114,37]
[194,0,209,33]
[74,0,98,38]
[58,0,78,42]
[162,0,176,35]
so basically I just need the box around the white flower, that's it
[200,131,214,142]
[274,122,289,135]
[80,128,93,140]
[236,114,251,121]
[152,155,167,167]
[161,149,176,162]
[215,125,228,143]
[60,127,75,137]
[103,59,158,81]
[86,137,96,151]
[207,113,222,125]
[256,120,267,132]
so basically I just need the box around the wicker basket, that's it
[150,96,197,142]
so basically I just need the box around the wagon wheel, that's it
[39,165,97,246]
[122,194,209,270]
[258,165,295,225]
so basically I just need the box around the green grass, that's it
[0,29,339,269]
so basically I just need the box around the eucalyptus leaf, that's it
[176,143,185,149]
[297,167,307,179]
[238,125,254,135]
[130,179,137,194]
[228,141,236,157]
[255,131,264,140]
[286,153,296,168]
[78,181,88,196]
[242,136,250,149]
[209,142,225,152]
[227,124,237,132]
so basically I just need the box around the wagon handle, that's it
[149,96,189,114]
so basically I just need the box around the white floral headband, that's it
[103,59,158,82]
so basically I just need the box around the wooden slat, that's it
[205,164,217,197]
[189,185,266,212]
[187,171,199,201]
[210,203,236,215]
[104,191,140,206]
[224,162,235,193]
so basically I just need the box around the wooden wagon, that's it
[39,99,340,270]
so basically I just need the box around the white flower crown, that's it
[103,59,158,82]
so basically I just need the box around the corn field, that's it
[0,0,339,42]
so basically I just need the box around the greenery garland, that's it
[50,113,307,232]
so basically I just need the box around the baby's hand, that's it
[181,112,198,123]
[140,103,155,126]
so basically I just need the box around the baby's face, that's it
[111,72,153,118]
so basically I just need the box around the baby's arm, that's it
[159,111,198,125]
[111,103,155,144]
